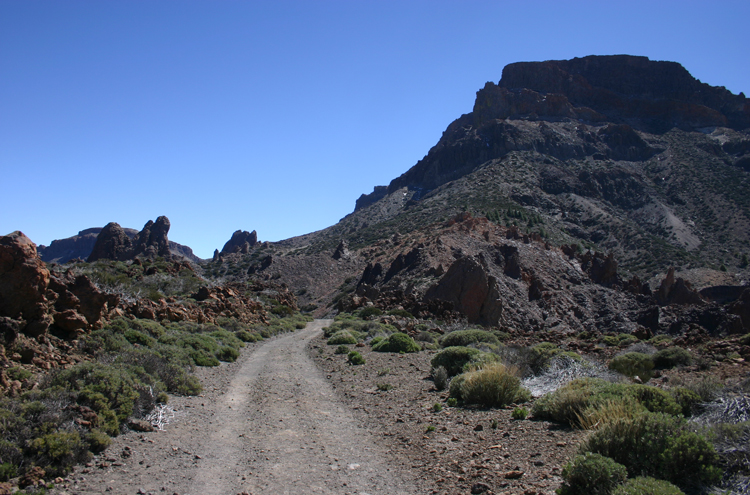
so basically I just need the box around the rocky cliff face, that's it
[88,216,173,262]
[345,56,750,280]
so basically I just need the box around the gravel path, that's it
[62,320,418,495]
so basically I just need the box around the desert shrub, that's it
[603,334,639,347]
[432,402,443,412]
[624,384,682,416]
[27,430,88,477]
[533,378,682,428]
[652,347,692,369]
[6,367,33,382]
[0,462,17,482]
[609,352,654,381]
[432,366,449,391]
[376,383,393,391]
[271,304,294,316]
[387,309,414,319]
[335,344,350,354]
[575,398,645,431]
[672,375,723,402]
[669,387,701,416]
[372,332,420,353]
[84,429,112,453]
[649,334,673,346]
[439,329,500,348]
[190,351,220,367]
[347,351,365,365]
[512,406,528,420]
[559,452,627,495]
[328,330,358,345]
[431,346,483,377]
[369,336,384,347]
[740,333,750,346]
[446,397,457,407]
[450,363,529,407]
[123,329,156,348]
[51,362,141,423]
[582,412,721,488]
[611,477,684,495]
[235,330,262,342]
[358,307,383,318]
[216,346,239,362]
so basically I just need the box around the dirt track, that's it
[63,320,418,495]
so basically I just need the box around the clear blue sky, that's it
[2,1,748,259]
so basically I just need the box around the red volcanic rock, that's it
[88,216,172,262]
[656,267,705,306]
[424,256,502,325]
[0,231,52,337]
[87,222,133,262]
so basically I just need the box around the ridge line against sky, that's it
[1,0,748,259]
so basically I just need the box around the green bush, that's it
[27,430,88,477]
[582,412,721,488]
[669,387,701,416]
[512,407,528,420]
[559,453,627,495]
[6,367,33,382]
[430,346,483,376]
[371,332,420,353]
[123,329,157,348]
[85,429,112,453]
[335,344,350,354]
[432,366,448,391]
[347,351,365,365]
[611,477,684,495]
[532,379,682,428]
[740,333,750,346]
[439,329,500,348]
[387,309,414,318]
[0,462,17,482]
[358,307,383,318]
[652,347,692,369]
[328,330,358,345]
[449,363,530,407]
[609,352,654,381]
[216,346,239,362]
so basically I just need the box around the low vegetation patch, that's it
[438,329,500,348]
[0,311,310,484]
[559,452,627,495]
[371,332,420,353]
[449,363,530,407]
[581,412,721,489]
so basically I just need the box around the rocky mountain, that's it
[203,56,750,327]
[330,56,750,279]
[39,219,201,263]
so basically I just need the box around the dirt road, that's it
[65,320,418,495]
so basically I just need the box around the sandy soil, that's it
[53,320,418,495]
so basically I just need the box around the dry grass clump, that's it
[449,363,530,407]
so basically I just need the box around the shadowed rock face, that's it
[88,216,172,262]
[497,55,749,132]
[221,230,258,255]
[0,232,52,337]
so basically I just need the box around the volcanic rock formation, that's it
[88,216,173,262]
